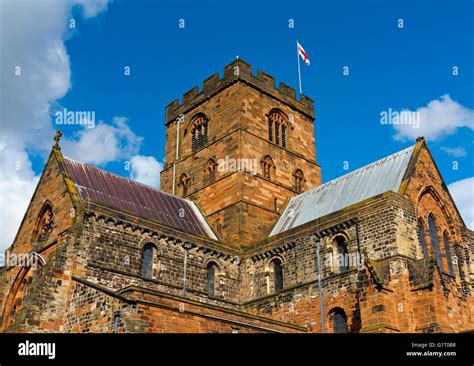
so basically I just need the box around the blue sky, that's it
[56,0,473,182]
[1,0,473,253]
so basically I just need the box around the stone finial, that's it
[53,130,62,150]
[416,136,425,143]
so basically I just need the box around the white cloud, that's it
[62,117,143,165]
[0,145,40,256]
[74,0,110,18]
[441,146,467,158]
[392,95,474,141]
[0,0,110,256]
[129,155,163,188]
[448,177,474,230]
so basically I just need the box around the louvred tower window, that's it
[268,110,288,148]
[191,114,208,152]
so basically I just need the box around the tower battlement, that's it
[165,59,315,124]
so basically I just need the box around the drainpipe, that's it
[172,164,176,195]
[176,115,180,161]
[182,242,192,296]
[315,235,325,333]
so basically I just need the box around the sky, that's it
[0,0,473,255]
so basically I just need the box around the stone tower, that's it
[160,59,322,249]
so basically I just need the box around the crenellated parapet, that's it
[165,58,315,124]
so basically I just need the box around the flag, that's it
[297,41,310,66]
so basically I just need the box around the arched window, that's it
[261,155,274,180]
[330,308,348,333]
[1,261,45,332]
[417,219,428,257]
[191,114,208,152]
[272,258,283,292]
[268,110,288,148]
[335,236,348,273]
[293,169,305,193]
[141,243,155,278]
[207,159,217,183]
[206,262,218,297]
[180,173,190,196]
[428,215,442,269]
[34,203,54,243]
[443,232,454,275]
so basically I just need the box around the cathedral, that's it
[1,59,472,333]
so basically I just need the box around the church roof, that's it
[270,144,416,236]
[62,157,218,240]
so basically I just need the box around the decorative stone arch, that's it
[417,186,460,272]
[260,155,275,180]
[32,201,54,243]
[266,108,289,121]
[416,186,458,239]
[203,258,225,281]
[332,231,350,243]
[264,254,286,272]
[183,112,209,133]
[179,173,190,196]
[293,169,306,193]
[1,259,45,331]
[203,257,223,270]
[207,158,217,183]
[138,236,163,256]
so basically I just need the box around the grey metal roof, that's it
[270,145,416,236]
[62,157,217,240]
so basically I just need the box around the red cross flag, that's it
[297,41,310,65]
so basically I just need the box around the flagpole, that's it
[296,40,302,95]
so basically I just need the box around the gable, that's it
[400,141,465,232]
[9,150,76,255]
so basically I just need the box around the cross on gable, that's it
[53,130,62,150]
